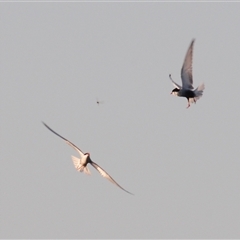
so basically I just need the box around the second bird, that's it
[169,39,205,108]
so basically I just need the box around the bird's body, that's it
[169,39,205,108]
[43,122,133,195]
[171,87,196,99]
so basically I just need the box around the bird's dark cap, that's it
[172,88,179,92]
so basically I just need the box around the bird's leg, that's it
[186,99,190,108]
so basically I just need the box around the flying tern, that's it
[169,39,205,108]
[42,122,133,195]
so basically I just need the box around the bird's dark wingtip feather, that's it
[119,186,134,195]
[118,188,134,195]
[128,191,134,196]
[42,121,52,131]
[42,121,48,127]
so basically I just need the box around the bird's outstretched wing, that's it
[169,74,182,89]
[42,122,84,158]
[90,161,133,195]
[181,39,195,89]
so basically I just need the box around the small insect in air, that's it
[96,98,104,106]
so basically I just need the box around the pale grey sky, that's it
[1,2,240,239]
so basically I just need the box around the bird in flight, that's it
[42,122,133,195]
[169,39,205,108]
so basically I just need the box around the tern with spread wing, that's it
[43,122,133,195]
[169,39,205,108]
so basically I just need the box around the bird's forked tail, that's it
[71,156,91,174]
[193,83,205,101]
